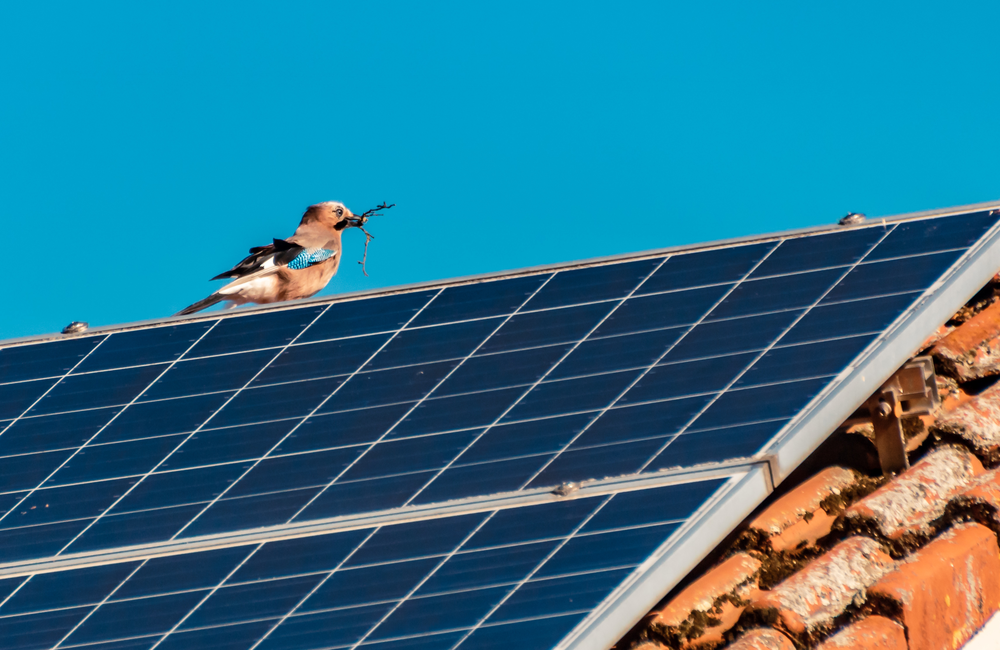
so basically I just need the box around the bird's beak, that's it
[345,216,365,228]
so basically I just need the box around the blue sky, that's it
[1,3,998,341]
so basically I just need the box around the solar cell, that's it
[0,205,998,649]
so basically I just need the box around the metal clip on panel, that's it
[843,357,940,475]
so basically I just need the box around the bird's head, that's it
[301,201,365,231]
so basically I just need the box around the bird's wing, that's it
[210,239,305,281]
[210,237,337,284]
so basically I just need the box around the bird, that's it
[177,201,364,315]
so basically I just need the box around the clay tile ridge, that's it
[932,298,1000,382]
[748,466,856,552]
[748,536,895,636]
[839,445,984,545]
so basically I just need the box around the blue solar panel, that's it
[0,207,997,649]
[0,479,726,650]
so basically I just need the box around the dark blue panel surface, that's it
[709,268,844,319]
[299,291,437,343]
[480,302,616,353]
[865,210,996,261]
[368,318,502,370]
[317,360,458,413]
[208,377,345,428]
[823,251,963,302]
[736,335,873,387]
[410,275,550,326]
[523,258,663,310]
[438,344,571,395]
[637,242,775,294]
[31,364,168,415]
[0,336,104,384]
[593,284,731,337]
[502,370,641,422]
[550,328,684,379]
[0,407,117,455]
[251,334,389,385]
[45,435,184,486]
[0,377,55,420]
[750,226,884,278]
[97,393,229,443]
[144,349,277,400]
[664,310,801,362]
[780,292,918,345]
[620,352,758,404]
[187,307,325,357]
[75,322,212,373]
[277,403,412,454]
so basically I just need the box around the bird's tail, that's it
[176,293,226,316]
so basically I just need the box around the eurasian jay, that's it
[177,201,363,315]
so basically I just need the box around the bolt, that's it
[839,212,866,226]
[62,321,89,335]
[552,482,579,497]
[875,400,893,418]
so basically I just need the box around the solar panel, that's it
[0,471,761,650]
[0,204,998,649]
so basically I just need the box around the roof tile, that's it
[748,537,895,636]
[932,299,1000,382]
[934,383,1000,465]
[748,467,856,552]
[839,445,984,546]
[652,553,761,648]
[814,616,906,650]
[726,629,797,650]
[868,522,1000,650]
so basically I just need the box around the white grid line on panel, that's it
[514,240,784,488]
[637,222,899,473]
[243,526,384,650]
[283,272,561,522]
[169,288,448,539]
[345,511,499,649]
[448,494,617,649]
[145,542,268,650]
[0,326,222,530]
[51,560,149,649]
[399,256,674,507]
[53,305,340,553]
[0,335,110,440]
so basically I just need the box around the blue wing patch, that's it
[287,248,337,270]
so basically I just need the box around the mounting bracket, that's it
[841,356,940,475]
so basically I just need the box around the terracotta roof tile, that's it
[651,553,761,648]
[868,523,1000,650]
[813,616,906,650]
[726,629,796,650]
[933,299,1000,382]
[748,537,895,637]
[948,468,1000,534]
[748,467,857,553]
[838,445,984,548]
[934,383,1000,465]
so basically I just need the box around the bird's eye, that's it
[336,208,344,217]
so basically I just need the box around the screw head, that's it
[62,321,89,335]
[839,212,867,226]
[552,482,579,497]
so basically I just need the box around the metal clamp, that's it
[842,356,939,475]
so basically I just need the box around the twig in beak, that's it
[357,225,375,277]
[353,202,394,276]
